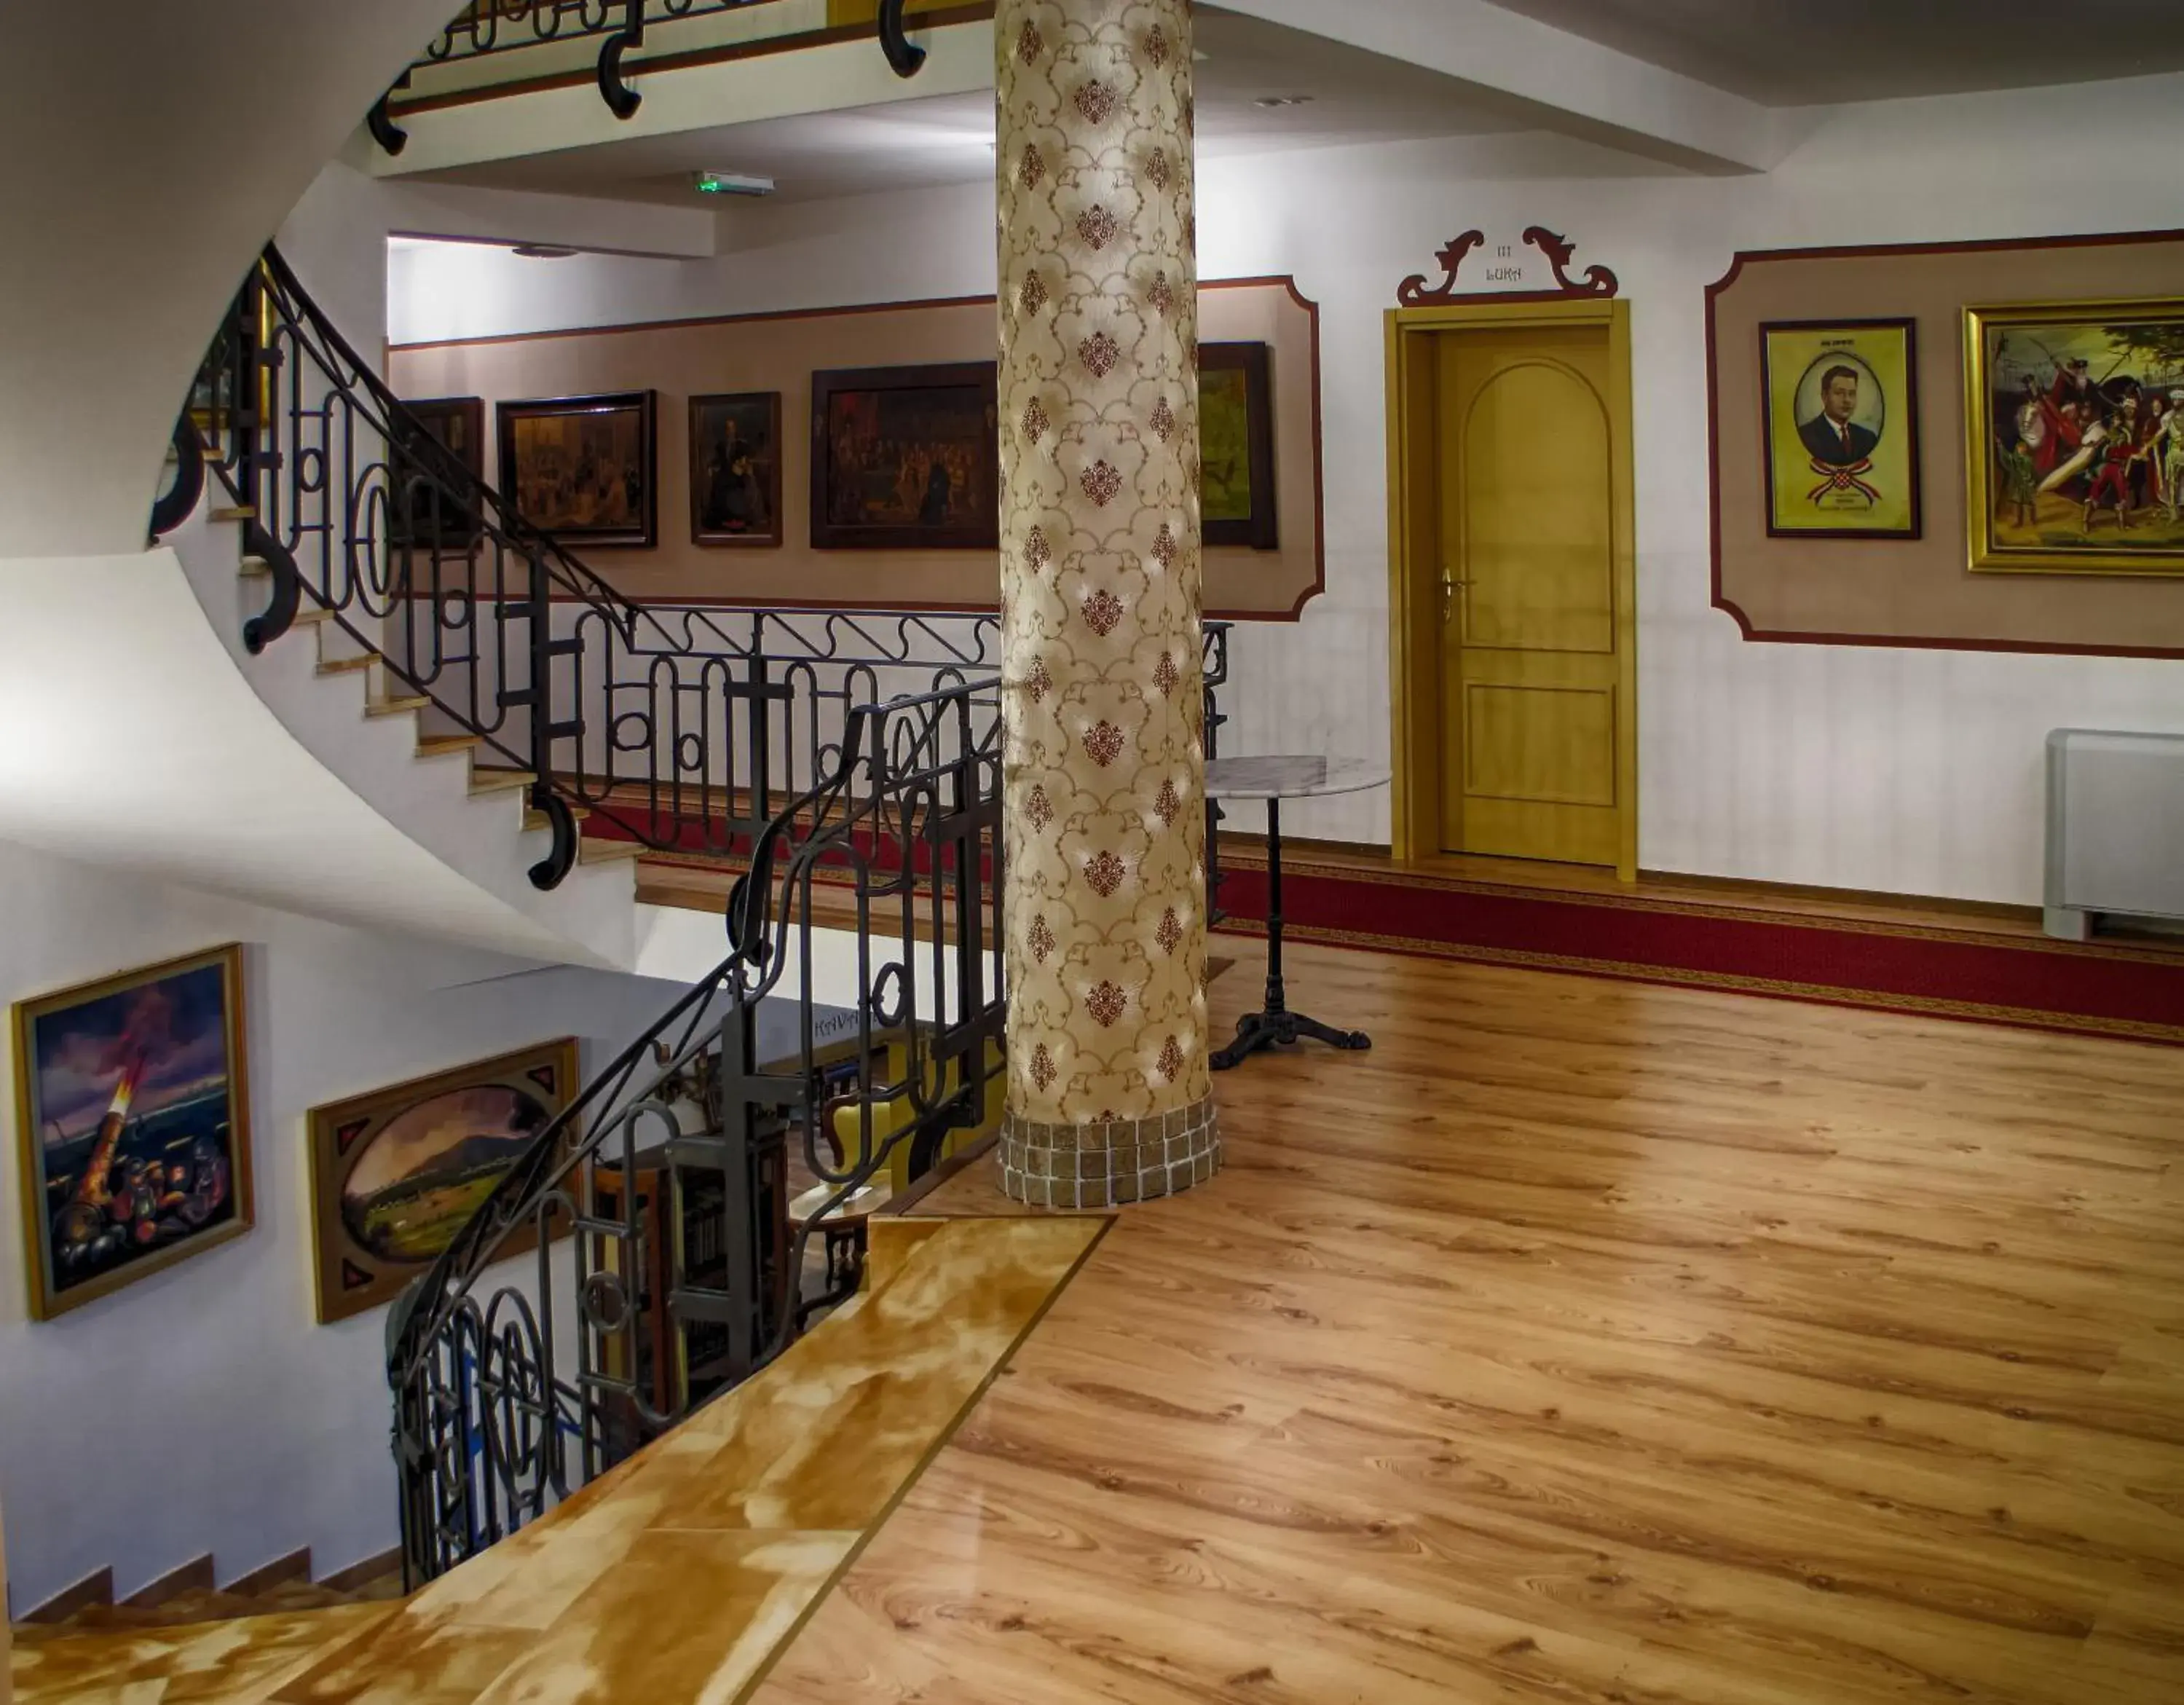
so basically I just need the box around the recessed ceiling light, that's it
[1253,94,1314,109]
[510,243,577,259]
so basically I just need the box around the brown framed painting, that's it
[689,391,783,547]
[1759,319,1920,540]
[810,362,998,550]
[1200,341,1279,550]
[1966,297,2184,576]
[12,944,253,1321]
[307,1036,580,1324]
[497,390,658,548]
[391,395,485,550]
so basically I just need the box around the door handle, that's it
[1438,574,1473,623]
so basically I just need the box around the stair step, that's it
[414,734,481,760]
[210,505,256,522]
[521,805,591,832]
[125,1554,214,1609]
[224,1546,314,1596]
[315,655,379,677]
[578,836,644,866]
[366,696,429,719]
[469,769,535,798]
[291,606,338,626]
[238,554,271,577]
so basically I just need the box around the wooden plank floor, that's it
[752,936,2184,1704]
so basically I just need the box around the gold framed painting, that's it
[12,944,253,1320]
[1760,319,1921,539]
[307,1036,580,1324]
[1966,298,2184,576]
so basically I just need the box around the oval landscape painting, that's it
[339,1084,552,1261]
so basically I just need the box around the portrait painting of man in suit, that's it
[1762,320,1920,539]
[1798,363,1882,468]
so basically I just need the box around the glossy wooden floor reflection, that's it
[754,937,2184,1704]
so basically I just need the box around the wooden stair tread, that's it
[414,734,481,758]
[470,771,535,798]
[578,837,644,865]
[366,696,430,718]
[315,654,379,677]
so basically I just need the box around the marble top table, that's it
[1205,755,1392,803]
[1203,755,1392,1071]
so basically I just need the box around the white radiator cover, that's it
[2045,728,2184,939]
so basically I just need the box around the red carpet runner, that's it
[1211,860,2184,1047]
[599,806,2184,1047]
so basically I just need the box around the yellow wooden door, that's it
[1435,326,1623,866]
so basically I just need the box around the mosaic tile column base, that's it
[999,1097,1220,1209]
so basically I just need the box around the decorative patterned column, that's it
[995,0,1218,1208]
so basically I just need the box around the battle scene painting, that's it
[308,1037,578,1323]
[12,945,253,1320]
[1968,300,2184,575]
[810,363,998,550]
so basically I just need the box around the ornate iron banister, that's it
[159,245,1024,885]
[374,0,926,133]
[145,240,1236,1591]
[387,669,1002,1583]
[420,0,777,66]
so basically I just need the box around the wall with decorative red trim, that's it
[387,279,1325,619]
[1709,232,2184,655]
[372,73,2184,903]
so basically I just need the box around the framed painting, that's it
[1759,319,1920,540]
[810,362,998,550]
[390,395,485,550]
[12,945,253,1320]
[690,391,784,548]
[497,390,658,548]
[307,1036,580,1324]
[1966,298,2184,576]
[1200,341,1279,549]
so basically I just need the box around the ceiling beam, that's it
[1209,0,1786,175]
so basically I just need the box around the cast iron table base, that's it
[1210,797,1372,1070]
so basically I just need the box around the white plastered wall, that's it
[0,837,817,1615]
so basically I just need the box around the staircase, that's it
[6,229,1237,1699]
[19,1547,401,1634]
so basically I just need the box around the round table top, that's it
[1205,755,1392,802]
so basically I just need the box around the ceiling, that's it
[416,8,1529,208]
[1478,0,2184,105]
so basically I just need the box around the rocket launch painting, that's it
[12,943,253,1319]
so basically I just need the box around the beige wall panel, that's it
[389,280,1322,618]
[1711,231,2184,653]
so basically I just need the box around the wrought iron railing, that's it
[422,0,776,65]
[161,245,1006,886]
[371,0,927,144]
[158,241,1230,892]
[385,671,1001,1583]
[149,236,1237,1588]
